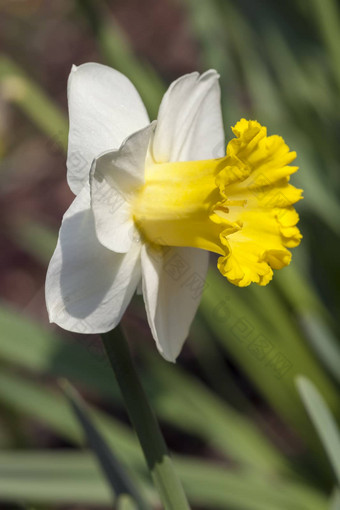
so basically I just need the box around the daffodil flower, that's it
[46,63,302,361]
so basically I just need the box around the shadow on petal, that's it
[52,204,141,333]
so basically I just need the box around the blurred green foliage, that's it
[0,0,340,508]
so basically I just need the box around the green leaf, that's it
[0,367,328,509]
[0,451,328,510]
[144,349,290,474]
[61,379,150,510]
[0,367,144,468]
[201,268,338,458]
[0,55,68,150]
[299,314,340,385]
[0,304,289,475]
[0,304,120,399]
[296,376,340,485]
[329,488,340,510]
[12,221,57,265]
[117,495,139,510]
[309,0,340,91]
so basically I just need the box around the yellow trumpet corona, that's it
[134,119,302,287]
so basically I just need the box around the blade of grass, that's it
[0,450,328,510]
[201,268,338,467]
[0,367,145,469]
[0,303,120,399]
[299,314,340,385]
[143,348,291,475]
[11,221,57,265]
[117,495,139,510]
[189,314,255,409]
[61,379,150,510]
[308,0,340,91]
[274,266,340,385]
[296,376,340,485]
[0,55,68,150]
[329,488,340,510]
[0,304,291,475]
[262,25,333,118]
[219,3,340,234]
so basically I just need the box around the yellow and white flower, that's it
[46,63,302,361]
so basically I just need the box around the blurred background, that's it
[1,0,340,509]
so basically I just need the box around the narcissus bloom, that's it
[46,63,302,361]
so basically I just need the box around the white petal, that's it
[152,70,225,163]
[90,124,155,253]
[141,244,209,361]
[45,186,141,333]
[67,63,149,195]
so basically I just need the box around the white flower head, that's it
[46,63,302,361]
[45,63,225,362]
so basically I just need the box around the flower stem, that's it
[102,328,191,510]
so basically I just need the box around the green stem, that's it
[102,329,191,510]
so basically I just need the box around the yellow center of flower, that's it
[133,119,303,287]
